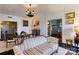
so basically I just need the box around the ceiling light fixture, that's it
[24,4,37,17]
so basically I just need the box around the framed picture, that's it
[65,12,75,19]
[23,20,28,26]
[65,18,74,24]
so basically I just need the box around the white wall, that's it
[0,14,33,35]
[39,13,48,36]
[0,13,48,39]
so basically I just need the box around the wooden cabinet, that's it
[49,19,62,43]
[32,29,40,36]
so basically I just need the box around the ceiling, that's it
[0,4,79,17]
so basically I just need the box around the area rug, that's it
[53,47,76,55]
[0,41,13,51]
[65,51,76,55]
[0,41,14,55]
[60,43,79,52]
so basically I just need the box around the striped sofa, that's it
[13,36,59,55]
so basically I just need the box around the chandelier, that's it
[24,4,37,17]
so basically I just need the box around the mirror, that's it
[0,21,17,33]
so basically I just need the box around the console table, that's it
[32,29,40,36]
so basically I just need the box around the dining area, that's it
[4,31,33,48]
[0,30,34,54]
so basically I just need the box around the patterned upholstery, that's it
[13,36,58,55]
[34,43,54,54]
[23,48,42,55]
[13,46,24,55]
[23,43,55,55]
[47,37,58,43]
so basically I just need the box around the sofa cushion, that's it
[23,43,54,55]
[23,48,42,55]
[35,43,54,54]
[47,37,58,43]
